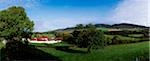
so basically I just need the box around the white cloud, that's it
[110,0,149,26]
[0,0,40,9]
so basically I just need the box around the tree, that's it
[0,6,34,41]
[0,6,34,60]
[71,23,106,53]
[75,24,84,29]
[111,35,120,44]
[85,23,96,29]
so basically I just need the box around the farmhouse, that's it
[27,36,63,44]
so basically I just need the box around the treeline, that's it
[56,23,107,53]
[52,23,149,33]
[104,30,149,38]
[55,23,149,52]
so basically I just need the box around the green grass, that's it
[0,41,4,49]
[36,41,149,61]
[128,34,143,38]
[0,41,4,60]
[97,28,108,32]
[105,35,141,42]
[30,43,49,47]
[30,42,72,47]
[31,33,55,38]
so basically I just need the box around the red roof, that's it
[41,36,48,38]
[31,36,63,41]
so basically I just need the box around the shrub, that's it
[110,35,142,44]
[105,37,112,44]
[55,32,74,43]
[111,35,120,44]
[71,29,106,53]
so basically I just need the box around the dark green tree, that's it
[111,35,120,44]
[75,24,84,29]
[0,6,34,41]
[71,23,106,53]
[0,6,34,60]
[85,23,96,29]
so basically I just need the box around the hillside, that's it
[49,23,149,33]
[37,41,149,61]
[111,23,149,28]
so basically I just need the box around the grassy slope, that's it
[0,41,4,60]
[105,35,141,41]
[37,41,149,61]
[0,41,4,48]
[31,33,55,38]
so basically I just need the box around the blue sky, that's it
[0,0,148,32]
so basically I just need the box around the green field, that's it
[35,41,149,61]
[31,33,55,38]
[0,40,149,61]
[0,41,4,60]
[0,41,4,49]
[128,34,143,38]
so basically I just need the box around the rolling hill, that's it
[48,23,149,33]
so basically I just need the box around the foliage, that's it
[31,33,55,38]
[111,35,120,44]
[75,24,84,29]
[85,23,96,29]
[105,35,142,44]
[71,24,107,53]
[105,30,144,35]
[0,6,34,40]
[0,6,34,60]
[141,30,149,38]
[55,32,73,42]
[105,36,112,44]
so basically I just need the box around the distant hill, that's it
[49,23,149,33]
[94,24,111,28]
[94,23,149,28]
[111,23,149,28]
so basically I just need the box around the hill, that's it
[48,23,149,33]
[111,23,149,28]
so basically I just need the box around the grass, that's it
[36,41,149,61]
[105,35,141,42]
[0,41,4,60]
[31,33,55,38]
[0,41,4,48]
[97,28,108,32]
[128,34,143,38]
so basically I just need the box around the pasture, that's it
[31,41,149,61]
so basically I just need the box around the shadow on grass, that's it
[55,46,87,54]
[0,41,61,61]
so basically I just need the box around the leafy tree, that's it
[85,23,96,29]
[71,23,106,53]
[142,30,149,38]
[75,24,84,29]
[0,6,34,41]
[55,32,73,43]
[0,6,34,60]
[111,35,120,44]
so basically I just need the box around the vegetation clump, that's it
[63,24,107,53]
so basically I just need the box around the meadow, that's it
[31,41,149,61]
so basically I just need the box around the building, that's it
[28,36,63,44]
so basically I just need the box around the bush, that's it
[111,35,120,44]
[109,35,141,44]
[55,32,74,44]
[71,29,106,53]
[105,37,112,44]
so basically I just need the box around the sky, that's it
[0,0,149,32]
